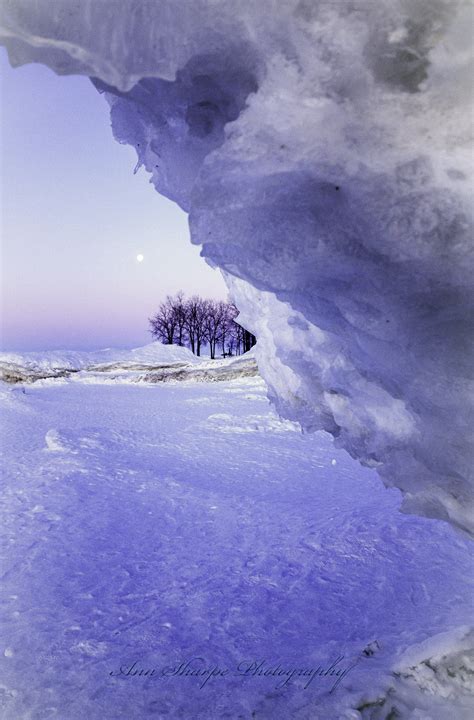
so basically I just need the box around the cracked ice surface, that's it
[0,0,472,533]
[0,379,473,718]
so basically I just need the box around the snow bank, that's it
[0,342,198,374]
[0,343,257,385]
[1,0,473,533]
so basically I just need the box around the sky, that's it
[0,50,227,351]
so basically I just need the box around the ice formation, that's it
[1,0,472,533]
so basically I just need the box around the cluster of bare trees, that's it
[149,292,256,358]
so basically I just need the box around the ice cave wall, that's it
[1,0,473,534]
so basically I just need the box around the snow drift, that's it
[0,343,258,385]
[1,0,473,533]
[0,342,198,373]
[0,342,198,382]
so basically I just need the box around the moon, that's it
[136,253,144,263]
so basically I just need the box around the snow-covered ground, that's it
[0,368,472,719]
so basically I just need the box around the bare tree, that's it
[231,319,244,355]
[149,293,256,357]
[226,306,256,356]
[184,296,208,357]
[173,291,188,346]
[203,300,226,359]
[242,328,256,353]
[219,302,238,357]
[149,295,178,344]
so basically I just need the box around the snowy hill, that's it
[0,341,198,371]
[0,343,258,384]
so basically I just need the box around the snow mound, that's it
[1,1,473,533]
[0,342,199,383]
[118,342,199,366]
[44,429,73,453]
[0,342,197,372]
[0,345,258,386]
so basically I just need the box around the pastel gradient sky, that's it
[0,50,227,351]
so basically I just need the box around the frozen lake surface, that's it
[0,377,472,718]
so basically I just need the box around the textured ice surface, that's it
[0,378,472,719]
[1,0,473,533]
